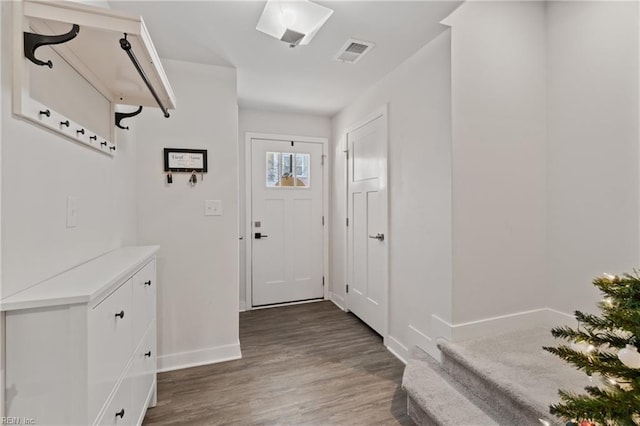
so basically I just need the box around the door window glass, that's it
[266,152,281,187]
[294,153,310,187]
[266,152,311,188]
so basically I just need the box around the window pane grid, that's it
[266,152,311,188]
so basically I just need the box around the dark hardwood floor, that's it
[143,301,413,425]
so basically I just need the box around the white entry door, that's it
[347,112,388,336]
[251,138,324,306]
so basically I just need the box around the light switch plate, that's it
[205,200,222,216]
[67,196,78,228]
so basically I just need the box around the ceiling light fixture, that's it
[256,0,334,48]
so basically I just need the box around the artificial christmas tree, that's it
[543,273,640,425]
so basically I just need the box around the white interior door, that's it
[347,113,388,336]
[251,139,324,306]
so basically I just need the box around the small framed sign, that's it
[164,148,208,172]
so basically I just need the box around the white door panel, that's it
[347,113,388,336]
[251,139,324,306]
[367,191,385,306]
[261,199,286,284]
[353,127,380,182]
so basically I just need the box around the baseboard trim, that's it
[386,335,408,364]
[239,300,247,312]
[250,298,324,310]
[545,308,576,327]
[330,292,346,311]
[157,342,242,373]
[433,307,574,342]
[408,324,440,361]
[431,314,453,342]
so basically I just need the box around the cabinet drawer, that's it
[132,259,156,344]
[131,322,157,425]
[88,279,133,421]
[96,375,133,426]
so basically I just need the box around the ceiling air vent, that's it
[333,39,375,64]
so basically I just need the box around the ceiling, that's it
[109,1,461,117]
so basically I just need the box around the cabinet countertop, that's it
[1,246,159,312]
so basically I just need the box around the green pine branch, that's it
[550,323,630,348]
[543,345,628,377]
[550,388,638,426]
[543,272,640,425]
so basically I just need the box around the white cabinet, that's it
[2,246,159,426]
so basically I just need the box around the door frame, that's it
[344,105,389,342]
[244,132,329,310]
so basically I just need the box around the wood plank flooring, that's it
[143,301,413,425]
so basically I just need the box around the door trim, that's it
[244,132,329,310]
[344,104,389,343]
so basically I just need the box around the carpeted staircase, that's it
[402,327,591,426]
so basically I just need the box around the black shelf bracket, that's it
[115,106,143,130]
[24,24,80,68]
[120,34,170,118]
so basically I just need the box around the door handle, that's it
[369,233,384,241]
[254,232,269,239]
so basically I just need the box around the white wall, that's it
[547,1,639,314]
[0,1,4,416]
[1,0,135,414]
[136,59,240,371]
[1,1,137,299]
[237,109,331,309]
[446,1,548,327]
[331,29,453,359]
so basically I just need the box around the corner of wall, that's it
[385,336,408,365]
[329,292,345,311]
[157,342,242,373]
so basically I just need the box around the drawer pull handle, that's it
[115,310,125,319]
[144,280,152,286]
[116,408,125,419]
[145,351,152,358]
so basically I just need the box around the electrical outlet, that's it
[67,196,78,228]
[205,200,222,216]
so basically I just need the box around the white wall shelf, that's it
[13,0,176,153]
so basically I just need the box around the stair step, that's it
[402,354,498,426]
[436,328,588,426]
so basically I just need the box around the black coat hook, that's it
[90,135,97,141]
[100,141,107,147]
[39,109,50,117]
[24,24,80,68]
[115,106,143,130]
[76,128,85,135]
[60,120,69,127]
[110,146,116,151]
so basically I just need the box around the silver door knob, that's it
[368,233,384,241]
